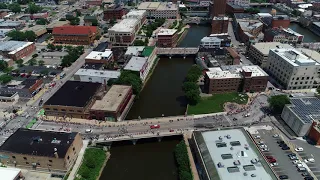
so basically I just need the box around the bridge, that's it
[250,2,272,6]
[157,47,199,56]
[95,131,184,145]
[184,17,211,24]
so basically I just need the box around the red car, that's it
[266,156,274,159]
[268,158,277,163]
[150,124,160,129]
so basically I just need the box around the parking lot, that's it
[252,129,305,180]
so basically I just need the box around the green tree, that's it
[55,45,63,51]
[24,30,37,41]
[28,58,37,66]
[38,60,45,66]
[144,37,149,46]
[15,59,24,67]
[40,69,49,75]
[245,8,260,14]
[17,0,32,5]
[268,95,290,114]
[317,86,320,94]
[69,17,80,25]
[291,9,300,16]
[32,53,38,58]
[0,60,8,71]
[182,81,198,92]
[115,71,142,95]
[36,18,49,25]
[91,19,99,26]
[27,3,42,14]
[0,74,13,84]
[0,3,7,9]
[133,39,145,46]
[174,141,193,180]
[110,18,116,25]
[8,3,21,13]
[185,89,200,105]
[47,43,55,51]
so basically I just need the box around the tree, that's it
[291,9,300,16]
[17,0,32,5]
[317,86,320,94]
[28,58,37,66]
[47,43,55,51]
[185,89,200,105]
[15,59,24,67]
[188,65,202,77]
[40,69,49,75]
[182,81,198,92]
[115,71,142,95]
[8,3,21,13]
[0,74,13,84]
[38,60,45,66]
[110,18,116,25]
[144,38,149,46]
[0,3,7,9]
[27,3,42,14]
[268,95,290,114]
[55,45,63,51]
[0,60,8,71]
[91,19,98,26]
[244,8,260,14]
[36,18,49,25]
[133,40,145,46]
[32,53,38,58]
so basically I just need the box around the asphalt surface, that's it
[257,129,302,180]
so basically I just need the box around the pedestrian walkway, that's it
[67,140,89,180]
[184,133,200,180]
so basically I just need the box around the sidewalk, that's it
[67,140,89,180]
[184,133,200,180]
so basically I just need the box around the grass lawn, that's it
[187,93,248,115]
[75,148,106,180]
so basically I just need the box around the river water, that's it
[99,136,181,180]
[126,25,211,120]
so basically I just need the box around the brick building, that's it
[213,0,227,16]
[0,41,35,61]
[271,15,290,28]
[43,81,103,119]
[52,26,98,45]
[212,16,228,34]
[204,65,268,94]
[90,85,133,121]
[157,28,178,47]
[263,27,304,44]
[103,5,126,20]
[31,12,49,20]
[0,129,83,172]
[226,3,244,14]
[86,0,102,6]
[308,121,320,145]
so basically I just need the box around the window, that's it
[307,77,309,80]
[221,154,233,159]
[296,77,299,80]
[216,142,227,148]
[67,156,70,160]
[26,162,29,164]
[53,108,58,111]
[12,156,16,159]
[302,77,304,80]
[61,109,66,111]
[73,147,75,151]
[23,157,27,160]
[49,160,52,163]
[37,162,41,166]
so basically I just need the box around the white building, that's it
[138,2,178,19]
[73,69,121,83]
[108,10,147,46]
[200,33,231,48]
[248,42,293,68]
[0,167,22,180]
[85,49,113,63]
[281,97,320,136]
[266,48,320,90]
[124,56,149,81]
[227,0,250,7]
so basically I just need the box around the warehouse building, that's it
[73,69,120,83]
[0,129,83,172]
[0,41,35,61]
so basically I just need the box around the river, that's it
[126,25,211,120]
[99,136,181,180]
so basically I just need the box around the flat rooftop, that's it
[270,48,319,66]
[124,56,148,72]
[45,81,101,107]
[252,42,293,56]
[91,85,131,112]
[125,10,146,19]
[194,129,275,180]
[125,46,145,56]
[85,50,113,60]
[138,2,177,10]
[287,97,320,124]
[75,69,120,79]
[0,128,78,158]
[109,18,139,33]
[297,48,320,64]
[158,28,177,36]
[0,167,21,180]
[238,21,263,32]
[0,41,33,54]
[206,65,268,79]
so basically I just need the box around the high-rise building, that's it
[212,16,228,34]
[213,0,227,16]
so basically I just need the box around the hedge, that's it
[174,141,193,180]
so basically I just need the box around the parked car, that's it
[273,134,279,138]
[298,167,307,172]
[255,135,261,139]
[282,146,290,150]
[279,175,289,179]
[277,140,285,144]
[304,158,315,163]
[258,141,265,145]
[268,158,277,163]
[301,172,310,177]
[295,147,304,152]
[266,156,274,159]
[288,153,296,157]
[262,148,269,152]
[270,163,279,167]
[292,160,301,164]
[290,156,298,160]
[304,176,314,180]
[150,124,160,129]
[259,145,267,148]
[296,163,304,168]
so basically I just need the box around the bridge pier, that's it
[183,56,186,59]
[169,56,172,59]
[131,139,138,145]
[157,137,163,142]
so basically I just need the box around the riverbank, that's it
[176,25,190,46]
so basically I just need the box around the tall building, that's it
[266,48,320,90]
[212,16,228,34]
[213,0,227,16]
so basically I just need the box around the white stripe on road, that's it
[224,115,233,126]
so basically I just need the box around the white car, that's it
[270,163,279,167]
[304,158,315,163]
[296,163,304,168]
[262,148,269,152]
[259,145,267,148]
[295,147,304,152]
[254,135,261,139]
[273,134,279,138]
[258,141,265,145]
[292,160,301,164]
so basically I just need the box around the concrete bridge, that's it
[95,132,183,145]
[250,2,272,6]
[157,47,199,56]
[184,17,211,24]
